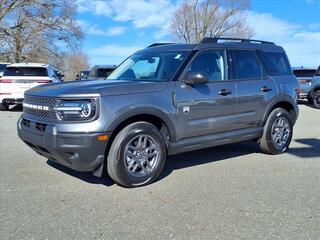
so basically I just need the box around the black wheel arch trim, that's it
[261,95,298,126]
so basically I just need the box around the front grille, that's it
[23,95,58,120]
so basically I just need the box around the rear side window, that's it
[232,50,263,79]
[293,69,316,78]
[316,66,320,76]
[257,51,291,76]
[4,67,48,77]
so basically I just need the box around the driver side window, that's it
[187,50,226,82]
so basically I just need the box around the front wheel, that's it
[107,122,166,187]
[312,90,320,109]
[260,108,293,154]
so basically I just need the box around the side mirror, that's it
[184,72,209,85]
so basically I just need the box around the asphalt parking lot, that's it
[0,104,319,240]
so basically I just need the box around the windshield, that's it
[316,66,320,76]
[293,69,316,78]
[4,67,48,77]
[107,51,188,82]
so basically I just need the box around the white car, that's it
[0,63,62,111]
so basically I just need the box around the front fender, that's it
[105,105,178,142]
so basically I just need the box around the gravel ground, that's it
[0,104,319,240]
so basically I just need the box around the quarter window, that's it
[232,50,263,79]
[187,50,226,81]
[257,51,291,76]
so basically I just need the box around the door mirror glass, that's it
[184,72,209,85]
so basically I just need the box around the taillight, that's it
[36,80,52,83]
[0,79,13,83]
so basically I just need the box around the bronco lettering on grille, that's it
[23,103,50,111]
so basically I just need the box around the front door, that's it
[175,50,237,140]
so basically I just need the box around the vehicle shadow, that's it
[287,138,320,158]
[46,160,114,186]
[298,100,319,110]
[157,141,260,181]
[46,138,320,186]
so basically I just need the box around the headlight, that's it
[54,99,97,121]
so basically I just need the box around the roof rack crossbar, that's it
[200,37,275,45]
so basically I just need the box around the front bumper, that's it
[17,117,110,173]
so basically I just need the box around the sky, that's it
[76,0,320,68]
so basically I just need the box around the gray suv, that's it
[17,38,299,187]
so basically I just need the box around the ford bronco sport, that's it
[17,38,299,187]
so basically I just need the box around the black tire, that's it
[312,90,320,109]
[260,108,293,155]
[107,121,166,187]
[0,103,8,111]
[307,97,313,105]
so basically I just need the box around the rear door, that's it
[230,49,277,129]
[175,49,237,140]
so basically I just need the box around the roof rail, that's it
[200,37,275,45]
[147,43,173,48]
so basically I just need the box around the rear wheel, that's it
[107,122,166,187]
[0,103,8,111]
[312,90,320,109]
[260,108,293,154]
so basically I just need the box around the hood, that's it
[25,79,168,97]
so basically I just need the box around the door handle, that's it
[261,86,272,92]
[218,89,232,96]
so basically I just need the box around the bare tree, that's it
[170,0,254,43]
[0,0,82,63]
[62,52,90,80]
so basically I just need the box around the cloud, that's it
[106,26,127,36]
[76,0,176,38]
[76,20,126,36]
[88,44,145,65]
[247,11,320,67]
[76,0,112,16]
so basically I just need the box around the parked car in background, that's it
[18,38,299,187]
[52,67,65,81]
[87,64,116,80]
[76,70,90,80]
[309,65,320,108]
[292,67,316,102]
[0,63,62,111]
[0,62,10,77]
